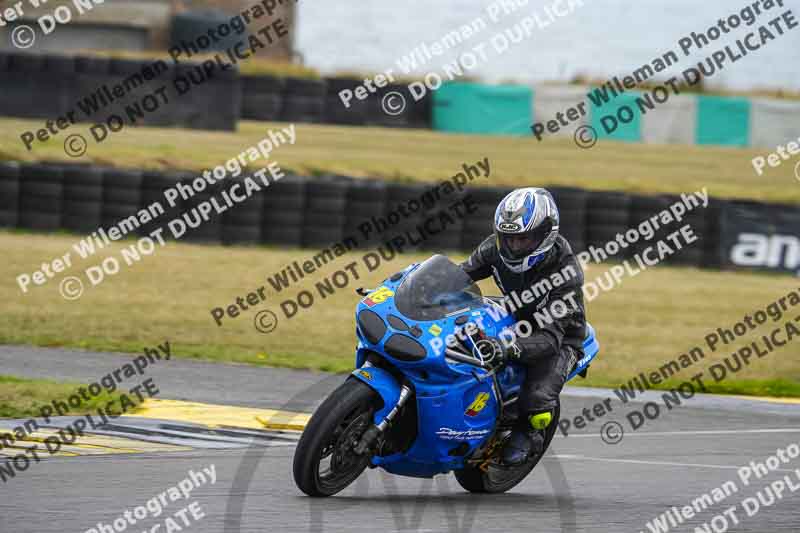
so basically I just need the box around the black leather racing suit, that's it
[461,234,587,416]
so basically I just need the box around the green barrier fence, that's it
[696,95,751,147]
[432,82,532,135]
[590,92,643,143]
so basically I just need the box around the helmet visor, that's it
[497,221,553,261]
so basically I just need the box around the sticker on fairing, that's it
[363,286,394,307]
[436,427,491,440]
[465,392,490,416]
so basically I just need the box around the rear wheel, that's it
[454,404,560,493]
[293,378,380,497]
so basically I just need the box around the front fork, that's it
[354,383,412,455]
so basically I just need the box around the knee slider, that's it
[529,410,553,430]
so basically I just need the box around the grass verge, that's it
[2,118,797,204]
[3,230,800,398]
[0,375,134,419]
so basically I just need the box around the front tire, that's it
[293,378,380,497]
[454,404,560,493]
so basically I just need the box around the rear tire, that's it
[293,378,380,497]
[454,404,560,493]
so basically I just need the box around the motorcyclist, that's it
[460,187,586,465]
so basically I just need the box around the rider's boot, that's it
[502,410,553,465]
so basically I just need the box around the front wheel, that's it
[293,378,380,497]
[454,404,560,493]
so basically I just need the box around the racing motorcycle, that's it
[293,254,599,496]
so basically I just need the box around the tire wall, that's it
[242,75,433,129]
[0,53,433,131]
[0,161,786,274]
[0,52,240,132]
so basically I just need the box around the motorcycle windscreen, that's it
[394,255,484,321]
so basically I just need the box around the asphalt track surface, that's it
[2,345,799,533]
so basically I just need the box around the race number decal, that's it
[465,392,490,417]
[363,286,394,307]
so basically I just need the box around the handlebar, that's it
[445,348,486,368]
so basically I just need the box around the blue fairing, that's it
[569,323,600,380]
[352,258,600,478]
[350,366,400,423]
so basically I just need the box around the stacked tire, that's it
[460,186,509,251]
[139,171,181,239]
[170,62,241,131]
[0,162,736,274]
[366,83,416,128]
[238,72,434,129]
[280,78,326,123]
[174,173,223,244]
[73,56,111,124]
[63,165,104,234]
[628,194,670,263]
[0,54,51,119]
[45,55,77,118]
[408,89,433,129]
[108,59,148,121]
[659,194,707,266]
[550,187,588,253]
[585,191,630,258]
[101,169,143,237]
[345,179,387,248]
[324,78,368,125]
[302,176,351,247]
[222,177,263,245]
[241,76,284,121]
[422,187,465,252]
[262,176,306,247]
[629,194,712,267]
[383,183,426,252]
[0,162,20,228]
[203,66,242,131]
[19,164,63,231]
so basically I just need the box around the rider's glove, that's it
[501,339,523,364]
[476,338,523,368]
